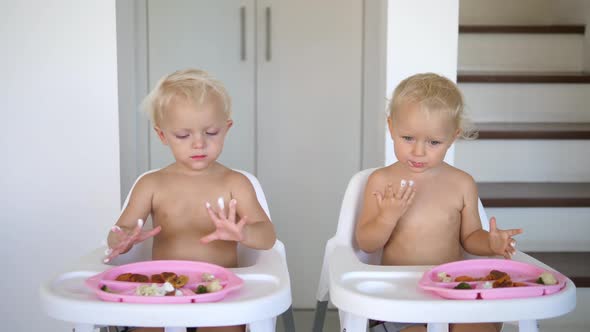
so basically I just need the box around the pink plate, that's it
[418,259,567,300]
[85,260,243,304]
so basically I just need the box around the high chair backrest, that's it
[110,169,272,267]
[335,168,490,265]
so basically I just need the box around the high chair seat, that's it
[40,170,294,332]
[313,168,576,332]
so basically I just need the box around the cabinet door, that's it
[147,0,256,173]
[257,0,364,307]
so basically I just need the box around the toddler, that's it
[105,69,276,332]
[355,73,522,332]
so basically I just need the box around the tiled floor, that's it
[275,309,587,332]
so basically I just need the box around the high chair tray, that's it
[418,259,567,300]
[85,260,243,304]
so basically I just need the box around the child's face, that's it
[154,97,232,171]
[388,102,459,174]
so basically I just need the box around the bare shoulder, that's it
[365,165,397,191]
[129,170,162,194]
[225,169,257,193]
[442,163,477,192]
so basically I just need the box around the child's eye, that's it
[430,140,442,146]
[206,131,219,136]
[175,134,189,139]
[402,136,414,142]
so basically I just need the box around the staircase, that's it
[455,1,590,331]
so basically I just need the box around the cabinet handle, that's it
[265,6,272,61]
[240,6,246,61]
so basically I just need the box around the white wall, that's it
[0,1,120,331]
[385,0,459,165]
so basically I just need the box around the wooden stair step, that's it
[475,122,590,140]
[478,182,590,207]
[460,25,585,34]
[526,252,590,288]
[458,71,590,83]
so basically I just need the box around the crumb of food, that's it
[437,272,452,282]
[202,273,216,282]
[100,285,115,293]
[206,279,223,293]
[454,282,472,290]
[482,281,493,289]
[537,272,557,285]
[195,285,208,294]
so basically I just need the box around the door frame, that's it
[116,0,387,203]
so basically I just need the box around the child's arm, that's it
[460,176,522,258]
[355,171,415,253]
[201,173,276,250]
[104,175,161,262]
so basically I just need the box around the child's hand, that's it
[104,219,162,263]
[373,179,416,224]
[201,198,248,244]
[488,217,523,259]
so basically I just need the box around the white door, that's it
[147,0,256,173]
[257,0,364,307]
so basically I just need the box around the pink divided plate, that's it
[418,259,567,300]
[85,260,243,304]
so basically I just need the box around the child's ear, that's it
[387,116,395,139]
[226,119,233,130]
[154,126,168,145]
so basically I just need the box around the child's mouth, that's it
[409,161,425,168]
[191,155,207,160]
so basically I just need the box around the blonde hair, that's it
[142,68,232,126]
[388,73,477,139]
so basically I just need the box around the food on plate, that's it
[195,285,208,294]
[135,282,183,296]
[116,273,149,282]
[536,272,557,285]
[437,272,452,282]
[454,275,477,282]
[100,285,115,293]
[193,273,224,294]
[202,273,216,282]
[454,282,472,290]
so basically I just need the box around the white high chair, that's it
[313,168,576,332]
[41,170,295,332]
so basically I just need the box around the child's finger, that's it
[385,183,394,199]
[395,180,408,199]
[407,190,416,206]
[200,231,218,244]
[373,191,384,205]
[217,197,227,219]
[228,199,237,223]
[206,202,221,222]
[401,185,413,201]
[505,228,523,237]
[128,219,144,240]
[137,225,162,242]
[489,217,497,231]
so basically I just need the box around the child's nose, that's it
[192,135,205,148]
[412,142,426,156]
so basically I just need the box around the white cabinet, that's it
[147,0,258,173]
[118,0,384,307]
